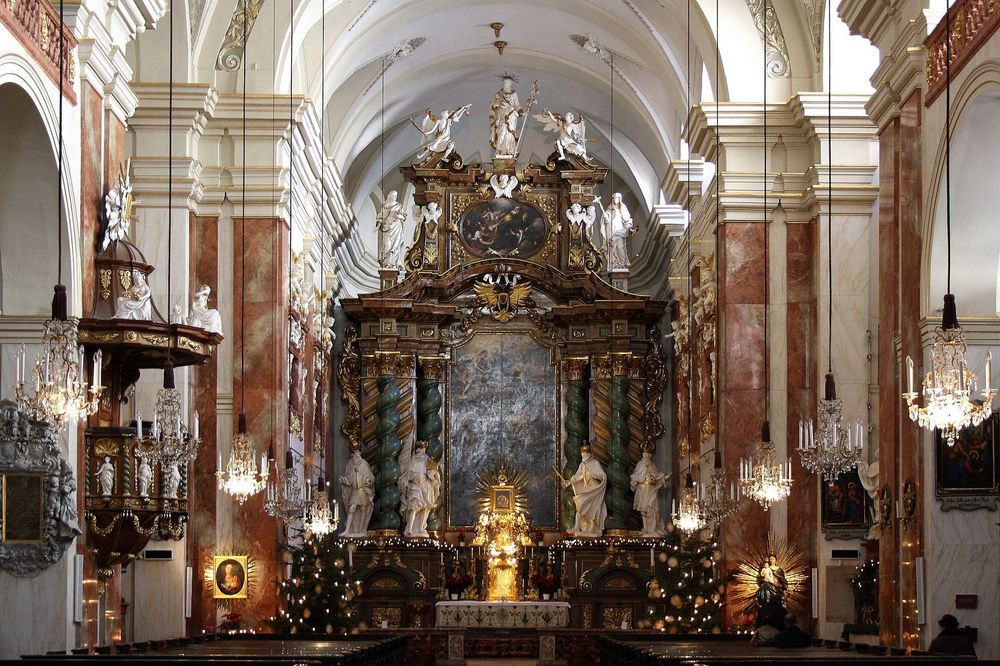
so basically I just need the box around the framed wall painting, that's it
[821,470,872,540]
[213,555,248,599]
[936,411,1000,511]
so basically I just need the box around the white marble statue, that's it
[419,201,442,231]
[188,285,223,334]
[490,74,522,158]
[598,193,635,270]
[566,202,597,239]
[170,304,187,325]
[164,463,181,499]
[857,459,881,539]
[536,109,591,163]
[137,457,153,498]
[559,444,607,537]
[376,190,407,271]
[96,457,115,496]
[489,173,518,199]
[630,452,670,537]
[415,105,471,164]
[400,441,441,538]
[340,450,375,537]
[54,464,82,540]
[114,277,152,320]
[102,162,134,251]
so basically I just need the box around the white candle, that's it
[137,412,143,438]
[906,356,914,394]
[153,412,159,438]
[78,346,85,380]
[986,353,993,392]
[193,411,200,439]
[94,350,103,386]
[650,547,654,568]
[218,450,223,472]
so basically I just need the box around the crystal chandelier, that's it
[265,450,305,523]
[672,472,706,535]
[217,414,268,505]
[135,363,200,465]
[739,423,793,510]
[700,451,739,529]
[15,292,104,432]
[903,3,998,446]
[799,375,865,481]
[302,475,339,538]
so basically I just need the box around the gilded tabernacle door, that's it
[446,330,559,528]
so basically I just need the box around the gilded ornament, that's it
[142,334,169,346]
[561,357,589,382]
[178,337,203,353]
[215,0,265,71]
[418,356,447,381]
[93,438,119,458]
[745,0,791,77]
[38,11,49,51]
[99,269,112,300]
[473,271,532,324]
[601,607,633,629]
[119,269,133,292]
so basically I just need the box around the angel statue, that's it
[188,285,223,334]
[376,190,407,271]
[596,193,635,271]
[413,105,471,165]
[399,440,441,538]
[101,159,135,252]
[536,109,593,164]
[489,173,518,198]
[566,202,597,240]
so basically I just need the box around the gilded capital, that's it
[418,355,447,381]
[561,356,589,381]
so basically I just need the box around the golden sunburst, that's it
[475,457,529,515]
[729,531,808,617]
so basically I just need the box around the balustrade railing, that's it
[1,0,77,104]
[926,0,1000,104]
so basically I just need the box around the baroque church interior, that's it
[0,0,998,663]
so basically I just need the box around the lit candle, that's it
[193,411,200,439]
[650,547,654,568]
[44,353,50,383]
[78,346,85,380]
[217,450,223,472]
[906,356,914,394]
[987,352,993,392]
[153,412,159,438]
[137,412,143,438]
[334,500,339,522]
[94,350,102,387]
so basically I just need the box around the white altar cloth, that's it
[435,600,571,628]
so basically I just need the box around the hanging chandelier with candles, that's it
[903,2,997,445]
[265,450,306,523]
[740,423,793,510]
[672,472,706,535]
[217,414,268,505]
[302,474,339,538]
[134,363,200,465]
[700,451,739,529]
[15,331,103,432]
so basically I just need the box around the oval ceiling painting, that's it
[458,197,549,259]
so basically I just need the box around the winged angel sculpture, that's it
[535,109,595,165]
[413,105,471,165]
[473,272,533,324]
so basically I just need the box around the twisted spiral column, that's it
[561,357,590,531]
[605,353,634,532]
[372,353,404,531]
[418,356,446,531]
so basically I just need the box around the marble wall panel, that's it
[79,82,103,318]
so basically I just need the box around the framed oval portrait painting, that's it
[459,198,549,258]
[213,555,248,599]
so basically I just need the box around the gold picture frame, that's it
[213,555,248,599]
[491,486,515,513]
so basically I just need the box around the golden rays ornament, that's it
[474,457,529,516]
[729,531,808,617]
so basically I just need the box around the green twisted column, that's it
[417,356,446,531]
[372,353,404,531]
[561,357,590,531]
[605,353,634,532]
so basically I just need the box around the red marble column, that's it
[80,81,103,318]
[785,220,818,632]
[232,216,288,625]
[896,91,924,650]
[718,221,768,626]
[187,213,219,634]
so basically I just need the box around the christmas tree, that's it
[649,532,731,634]
[272,535,363,635]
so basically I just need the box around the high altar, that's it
[337,144,672,629]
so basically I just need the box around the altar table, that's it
[435,600,571,628]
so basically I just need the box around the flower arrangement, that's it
[531,572,559,594]
[218,611,243,633]
[445,572,473,593]
[457,530,467,546]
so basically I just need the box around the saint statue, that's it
[857,459,881,539]
[566,202,597,240]
[414,105,471,164]
[96,456,115,496]
[490,74,522,158]
[598,193,635,270]
[537,110,591,163]
[53,464,81,540]
[756,554,788,608]
[137,457,153,498]
[630,451,670,537]
[188,285,223,334]
[114,277,152,320]
[340,450,375,537]
[164,463,181,500]
[376,190,407,271]
[400,440,441,538]
[559,443,607,537]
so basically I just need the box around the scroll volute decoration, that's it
[641,326,667,450]
[338,323,363,451]
[0,401,80,576]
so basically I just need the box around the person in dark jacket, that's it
[772,614,811,648]
[929,614,976,656]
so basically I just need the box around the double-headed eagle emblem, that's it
[473,270,532,323]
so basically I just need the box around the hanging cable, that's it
[945,0,952,298]
[55,0,65,313]
[714,0,722,458]
[762,0,770,420]
[686,0,694,475]
[827,0,834,376]
[239,0,249,417]
[166,0,174,367]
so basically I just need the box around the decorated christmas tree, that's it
[650,532,731,634]
[272,535,363,635]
